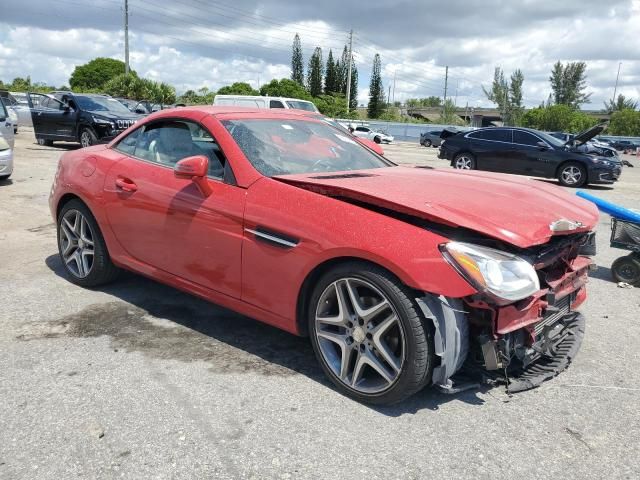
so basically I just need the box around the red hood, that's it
[275,166,599,248]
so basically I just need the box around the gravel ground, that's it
[1,129,639,480]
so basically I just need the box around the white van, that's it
[213,95,319,113]
[0,97,15,180]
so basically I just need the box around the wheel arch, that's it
[56,192,86,220]
[554,158,586,177]
[295,256,419,337]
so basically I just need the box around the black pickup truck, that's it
[27,91,143,147]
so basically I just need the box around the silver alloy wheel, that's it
[80,130,92,147]
[59,209,95,278]
[314,278,406,394]
[454,155,473,169]
[561,165,582,185]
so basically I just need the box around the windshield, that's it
[535,130,566,148]
[75,95,132,114]
[222,119,391,176]
[285,100,317,112]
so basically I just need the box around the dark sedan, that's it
[438,125,621,187]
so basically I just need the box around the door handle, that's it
[115,177,138,193]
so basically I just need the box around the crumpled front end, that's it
[465,232,594,392]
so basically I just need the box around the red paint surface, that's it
[49,107,596,336]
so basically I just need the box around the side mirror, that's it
[174,155,212,197]
[537,141,548,150]
[135,108,147,114]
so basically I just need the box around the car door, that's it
[0,98,14,147]
[512,130,557,176]
[467,128,512,172]
[27,94,75,140]
[102,119,245,298]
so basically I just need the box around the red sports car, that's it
[50,107,599,404]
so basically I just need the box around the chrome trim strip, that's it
[245,228,298,248]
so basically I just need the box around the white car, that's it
[213,95,319,112]
[351,125,394,144]
[0,98,15,180]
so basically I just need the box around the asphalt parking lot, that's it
[1,129,639,479]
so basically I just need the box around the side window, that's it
[513,130,541,147]
[269,100,285,108]
[114,127,142,155]
[355,126,369,132]
[483,129,511,142]
[132,120,227,179]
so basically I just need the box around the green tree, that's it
[604,94,638,113]
[509,69,525,125]
[103,74,141,98]
[314,93,349,117]
[483,67,525,125]
[324,49,338,94]
[307,47,324,97]
[291,33,304,86]
[608,109,640,136]
[367,54,385,118]
[549,61,591,108]
[216,82,258,96]
[338,45,349,93]
[69,57,132,91]
[521,104,597,132]
[348,60,358,110]
[260,78,313,100]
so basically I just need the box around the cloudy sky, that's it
[2,0,639,109]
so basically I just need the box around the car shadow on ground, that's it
[27,142,80,151]
[44,253,492,415]
[534,179,614,191]
[0,178,14,186]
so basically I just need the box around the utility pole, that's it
[454,79,460,107]
[124,0,130,75]
[442,65,449,119]
[392,70,396,104]
[345,29,354,113]
[612,62,622,104]
[388,84,391,108]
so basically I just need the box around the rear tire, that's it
[453,153,476,170]
[37,138,53,147]
[308,262,434,405]
[57,199,119,287]
[611,255,640,285]
[558,162,587,188]
[424,139,432,147]
[0,174,10,181]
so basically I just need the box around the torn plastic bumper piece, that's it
[416,295,472,392]
[507,312,585,393]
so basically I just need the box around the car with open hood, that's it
[439,124,621,187]
[28,92,144,147]
[49,106,598,404]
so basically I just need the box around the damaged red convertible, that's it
[49,107,598,404]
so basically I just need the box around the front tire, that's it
[424,139,432,147]
[0,174,10,181]
[611,255,640,285]
[308,262,434,405]
[453,153,476,170]
[558,162,587,187]
[374,136,382,144]
[37,138,53,147]
[57,199,119,287]
[80,128,98,148]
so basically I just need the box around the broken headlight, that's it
[441,242,540,303]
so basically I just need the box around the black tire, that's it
[308,261,434,405]
[373,136,382,144]
[57,199,119,287]
[558,162,587,188]
[79,127,98,148]
[37,138,53,147]
[453,152,476,170]
[424,139,432,147]
[611,255,640,285]
[0,174,10,181]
